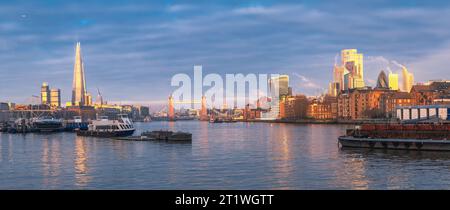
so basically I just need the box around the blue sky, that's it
[1,0,450,106]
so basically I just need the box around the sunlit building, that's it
[262,75,290,119]
[72,42,89,106]
[41,82,50,105]
[388,72,399,91]
[410,81,450,105]
[168,95,175,120]
[50,88,61,107]
[280,95,308,120]
[269,74,290,97]
[200,95,208,120]
[379,92,414,118]
[337,87,393,119]
[329,49,365,94]
[85,93,92,106]
[341,49,365,90]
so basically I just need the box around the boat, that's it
[338,136,450,151]
[115,130,192,142]
[8,118,34,133]
[76,114,135,137]
[142,130,192,141]
[0,122,9,132]
[64,116,89,131]
[32,117,64,132]
[339,123,450,151]
[209,118,223,123]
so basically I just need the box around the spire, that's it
[72,42,86,106]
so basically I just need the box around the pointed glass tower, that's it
[72,42,87,106]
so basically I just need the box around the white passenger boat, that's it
[76,114,135,137]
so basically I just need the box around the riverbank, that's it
[238,118,398,125]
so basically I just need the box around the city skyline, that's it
[1,1,450,105]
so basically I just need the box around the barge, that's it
[339,136,450,151]
[115,130,192,142]
[339,123,450,151]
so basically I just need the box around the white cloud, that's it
[292,73,322,90]
[167,4,194,13]
[233,6,281,15]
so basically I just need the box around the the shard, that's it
[71,42,87,106]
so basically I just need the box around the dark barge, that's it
[339,123,450,151]
[338,136,450,151]
[115,130,192,142]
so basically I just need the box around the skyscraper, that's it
[329,49,365,94]
[269,75,289,98]
[50,88,61,107]
[72,42,87,106]
[388,73,399,90]
[376,70,388,89]
[341,49,364,90]
[41,82,50,105]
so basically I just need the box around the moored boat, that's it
[338,136,450,151]
[142,130,192,141]
[64,116,89,131]
[115,130,192,141]
[32,117,64,132]
[76,114,135,137]
[339,123,450,151]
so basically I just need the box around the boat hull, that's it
[76,129,135,138]
[339,136,450,151]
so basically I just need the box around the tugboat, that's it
[76,114,135,137]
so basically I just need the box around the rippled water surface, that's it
[1,121,450,189]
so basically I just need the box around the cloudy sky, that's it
[1,0,450,106]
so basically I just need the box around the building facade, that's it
[50,88,61,108]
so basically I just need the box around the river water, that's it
[1,121,450,189]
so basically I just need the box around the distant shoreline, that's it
[150,118,398,125]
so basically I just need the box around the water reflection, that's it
[342,157,369,190]
[41,137,61,188]
[3,122,450,189]
[74,137,90,187]
[269,124,293,189]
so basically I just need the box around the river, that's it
[1,121,450,189]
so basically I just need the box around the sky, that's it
[1,0,450,106]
